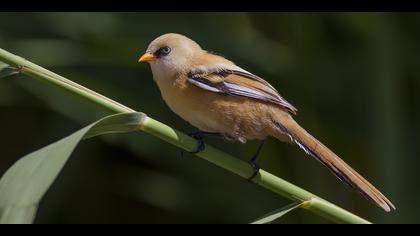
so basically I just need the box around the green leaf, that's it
[251,202,305,224]
[0,112,145,224]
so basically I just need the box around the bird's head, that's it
[139,33,203,79]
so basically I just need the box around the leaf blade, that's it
[0,112,144,224]
[251,202,305,224]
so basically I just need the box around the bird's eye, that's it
[162,46,171,54]
[155,46,171,57]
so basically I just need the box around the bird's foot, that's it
[247,156,261,181]
[246,140,265,181]
[186,131,222,154]
[188,132,206,154]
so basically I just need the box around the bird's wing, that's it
[187,67,297,114]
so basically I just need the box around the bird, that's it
[138,33,395,212]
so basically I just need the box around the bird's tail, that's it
[269,115,395,212]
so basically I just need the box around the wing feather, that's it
[187,68,297,114]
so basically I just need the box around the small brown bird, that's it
[139,33,395,212]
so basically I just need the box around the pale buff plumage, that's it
[139,33,395,212]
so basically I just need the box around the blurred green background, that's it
[0,12,418,224]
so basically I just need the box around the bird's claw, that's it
[247,157,260,181]
[188,132,207,154]
[189,138,205,154]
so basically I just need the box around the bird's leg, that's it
[188,131,223,154]
[247,139,266,181]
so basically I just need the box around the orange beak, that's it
[138,53,156,62]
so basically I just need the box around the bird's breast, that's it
[156,79,220,130]
[155,77,270,142]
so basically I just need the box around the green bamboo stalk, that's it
[0,48,371,224]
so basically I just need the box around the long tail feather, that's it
[271,117,395,212]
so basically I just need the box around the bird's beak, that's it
[138,53,156,62]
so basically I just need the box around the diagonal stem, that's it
[0,47,371,224]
